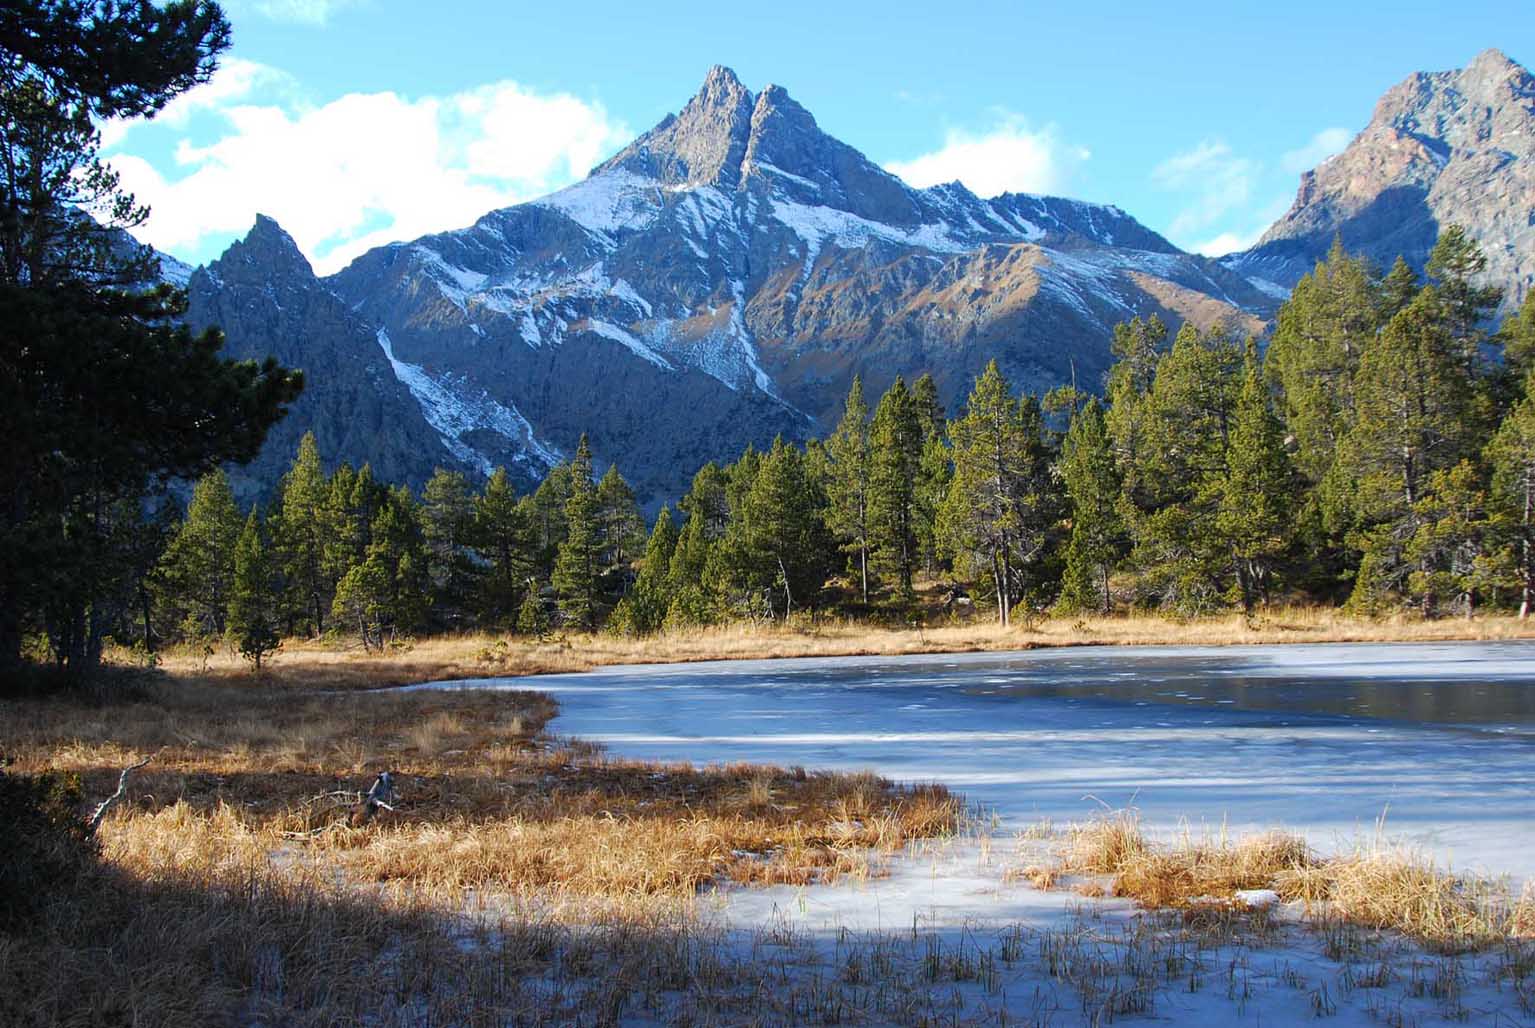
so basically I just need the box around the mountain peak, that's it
[594,65,755,188]
[211,214,314,283]
[1233,48,1533,308]
[700,64,744,93]
[1467,47,1522,76]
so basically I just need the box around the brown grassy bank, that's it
[1,667,961,1023]
[1018,809,1535,954]
[142,605,1535,694]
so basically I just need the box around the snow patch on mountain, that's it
[770,199,971,255]
[539,170,663,240]
[375,328,559,473]
[584,318,674,369]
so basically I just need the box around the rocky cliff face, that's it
[1230,48,1534,307]
[184,216,493,498]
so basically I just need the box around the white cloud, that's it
[1281,127,1353,174]
[1188,228,1266,257]
[245,0,361,25]
[1150,139,1265,251]
[109,77,630,274]
[884,115,1089,198]
[100,58,293,150]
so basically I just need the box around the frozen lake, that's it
[417,641,1535,877]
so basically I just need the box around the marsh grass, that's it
[1050,808,1534,953]
[2,658,967,1024]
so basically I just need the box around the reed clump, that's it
[1049,809,1533,952]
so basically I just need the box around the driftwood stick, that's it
[87,751,157,832]
[349,770,397,827]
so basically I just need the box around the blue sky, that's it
[102,0,1532,274]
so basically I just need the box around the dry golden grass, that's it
[136,603,1535,698]
[1,657,965,1024]
[1048,809,1534,953]
[3,667,960,902]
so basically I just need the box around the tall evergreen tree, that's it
[595,465,645,571]
[227,510,279,669]
[472,467,531,624]
[823,377,874,602]
[1122,324,1242,611]
[421,467,478,626]
[939,362,1054,625]
[868,377,924,598]
[331,487,427,649]
[1217,342,1295,612]
[0,1,301,673]
[157,468,242,640]
[737,437,833,620]
[552,435,601,629]
[1486,370,1535,617]
[912,373,946,438]
[1263,238,1380,489]
[1343,288,1479,610]
[1057,399,1124,614]
[610,507,678,636]
[270,432,331,635]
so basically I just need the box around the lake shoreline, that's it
[139,609,1535,694]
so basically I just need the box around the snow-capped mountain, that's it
[1228,48,1534,309]
[199,66,1272,504]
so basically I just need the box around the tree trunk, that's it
[860,543,868,605]
[0,592,23,675]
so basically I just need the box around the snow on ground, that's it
[415,641,1535,1024]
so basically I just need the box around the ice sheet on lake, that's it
[418,641,1535,878]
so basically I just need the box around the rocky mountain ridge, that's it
[283,65,1266,503]
[1229,48,1533,307]
[174,53,1534,506]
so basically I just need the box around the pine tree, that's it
[517,583,550,638]
[1404,461,1491,618]
[473,468,531,624]
[552,435,601,629]
[1425,225,1503,356]
[227,510,279,670]
[823,377,874,602]
[1104,316,1168,463]
[911,373,946,438]
[157,468,243,640]
[0,2,302,673]
[526,463,572,576]
[868,377,924,598]
[1486,370,1535,616]
[1500,291,1535,382]
[737,437,833,620]
[330,488,427,648]
[610,507,678,636]
[421,468,478,627]
[1344,288,1478,611]
[1123,324,1242,611]
[1263,238,1380,489]
[271,432,331,635]
[596,465,645,570]
[1379,256,1420,322]
[1217,342,1294,612]
[1056,399,1123,614]
[914,427,952,577]
[938,362,1054,625]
